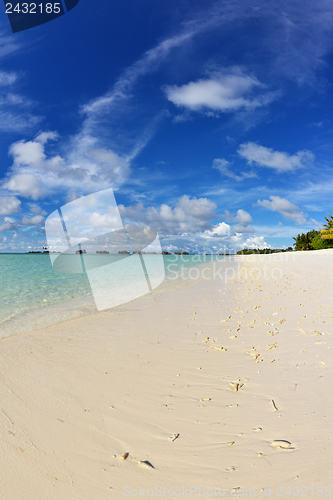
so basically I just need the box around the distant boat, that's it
[75,249,87,254]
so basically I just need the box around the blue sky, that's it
[0,0,333,253]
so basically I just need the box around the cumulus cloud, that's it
[0,219,18,233]
[2,133,130,200]
[3,173,47,200]
[204,209,254,241]
[0,196,21,215]
[118,195,218,235]
[88,211,124,229]
[28,204,47,216]
[256,195,307,225]
[164,69,276,114]
[213,158,258,181]
[238,142,314,172]
[9,139,47,168]
[21,215,45,226]
[35,131,59,145]
[209,222,232,236]
[224,209,254,233]
[243,236,270,249]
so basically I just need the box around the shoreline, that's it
[0,255,236,339]
[0,250,332,498]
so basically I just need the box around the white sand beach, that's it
[0,250,332,499]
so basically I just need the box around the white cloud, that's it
[224,209,254,233]
[21,215,45,226]
[88,211,123,228]
[78,9,234,161]
[238,142,314,172]
[165,70,276,114]
[0,196,21,215]
[0,221,18,233]
[209,222,232,236]
[28,204,47,216]
[233,224,255,234]
[2,134,130,199]
[3,173,47,200]
[35,131,59,145]
[231,209,253,225]
[81,6,236,119]
[0,111,40,132]
[243,236,270,249]
[0,71,17,87]
[256,195,307,225]
[0,68,41,132]
[213,158,257,181]
[118,195,218,235]
[309,218,322,228]
[9,139,46,168]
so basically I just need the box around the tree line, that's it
[236,210,333,254]
[292,210,333,251]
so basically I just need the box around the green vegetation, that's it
[323,210,333,230]
[236,210,333,254]
[292,230,319,251]
[292,210,333,251]
[311,233,333,249]
[236,247,293,255]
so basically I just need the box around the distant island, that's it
[26,249,235,255]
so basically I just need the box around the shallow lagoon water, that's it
[0,253,233,337]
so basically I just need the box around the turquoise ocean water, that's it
[0,253,233,338]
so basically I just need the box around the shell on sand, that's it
[138,460,155,469]
[169,433,180,442]
[120,452,129,460]
[229,382,244,392]
[209,345,227,351]
[271,440,292,449]
[266,331,278,336]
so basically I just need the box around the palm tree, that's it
[323,210,333,229]
[321,210,333,240]
[293,230,318,250]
